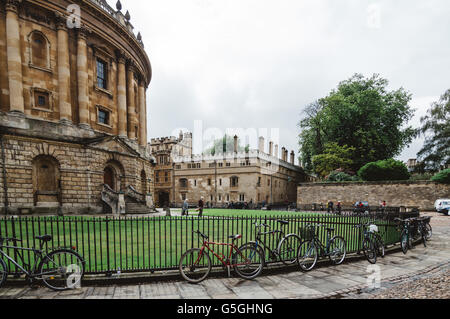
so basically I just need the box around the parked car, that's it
[435,199,450,212]
[435,199,450,216]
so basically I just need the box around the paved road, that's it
[1,213,449,299]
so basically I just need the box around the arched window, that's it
[29,31,50,70]
[32,155,60,204]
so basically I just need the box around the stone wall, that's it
[297,181,450,211]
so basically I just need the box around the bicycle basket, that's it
[299,226,315,241]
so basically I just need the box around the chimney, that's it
[258,136,265,153]
[290,151,295,165]
[269,142,273,156]
[234,135,238,153]
[281,147,286,161]
[285,150,289,162]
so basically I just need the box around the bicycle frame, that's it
[198,240,252,268]
[254,227,285,259]
[0,245,44,277]
[309,227,333,257]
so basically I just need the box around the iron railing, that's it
[0,211,417,276]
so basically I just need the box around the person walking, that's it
[197,197,205,217]
[182,199,189,216]
[337,201,342,215]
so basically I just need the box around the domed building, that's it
[0,0,155,215]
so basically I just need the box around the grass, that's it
[0,210,401,274]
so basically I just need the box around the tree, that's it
[417,89,450,171]
[358,159,410,181]
[311,142,355,178]
[298,74,416,172]
[431,169,450,184]
[203,135,248,155]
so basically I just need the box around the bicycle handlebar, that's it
[0,237,22,244]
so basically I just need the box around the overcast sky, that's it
[110,0,450,162]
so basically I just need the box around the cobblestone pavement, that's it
[0,212,448,300]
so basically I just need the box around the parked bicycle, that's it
[354,222,385,264]
[179,230,264,284]
[0,235,85,291]
[395,218,415,254]
[239,220,301,267]
[297,224,347,272]
[410,216,432,248]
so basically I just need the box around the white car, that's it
[435,199,450,216]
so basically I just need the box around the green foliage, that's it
[431,169,450,184]
[326,171,360,182]
[409,173,434,182]
[358,159,410,181]
[417,90,450,171]
[204,135,247,155]
[299,74,416,172]
[312,142,355,178]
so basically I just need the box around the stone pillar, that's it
[5,0,24,113]
[234,135,238,153]
[274,145,279,159]
[138,81,147,146]
[281,147,286,161]
[269,142,273,156]
[56,14,72,123]
[127,64,137,139]
[290,151,295,165]
[77,27,90,128]
[285,149,289,162]
[117,53,128,138]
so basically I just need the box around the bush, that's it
[431,169,450,184]
[358,159,410,181]
[327,171,360,182]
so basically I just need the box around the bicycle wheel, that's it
[278,234,302,266]
[179,248,211,284]
[421,226,427,248]
[374,234,385,258]
[297,241,318,272]
[363,238,377,264]
[400,230,409,254]
[328,237,347,265]
[233,245,264,280]
[0,258,8,288]
[425,224,432,241]
[239,242,266,267]
[38,249,85,291]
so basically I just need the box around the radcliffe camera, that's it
[0,0,448,309]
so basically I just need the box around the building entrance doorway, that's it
[158,191,170,208]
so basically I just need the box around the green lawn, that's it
[0,210,401,274]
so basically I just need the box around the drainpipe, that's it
[0,135,9,216]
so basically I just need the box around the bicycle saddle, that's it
[278,220,289,226]
[228,234,242,241]
[35,235,53,242]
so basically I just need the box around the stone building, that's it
[172,136,307,207]
[0,0,154,215]
[150,131,192,207]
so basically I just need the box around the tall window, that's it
[30,32,48,69]
[98,108,110,125]
[231,176,239,187]
[96,59,107,89]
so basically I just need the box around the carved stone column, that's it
[5,0,24,114]
[77,27,90,129]
[56,14,72,123]
[138,81,147,146]
[126,63,137,139]
[116,52,128,138]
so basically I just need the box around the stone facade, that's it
[171,137,307,207]
[0,0,154,215]
[297,181,450,211]
[150,132,192,207]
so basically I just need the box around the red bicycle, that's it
[179,231,264,284]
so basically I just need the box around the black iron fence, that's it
[0,211,418,276]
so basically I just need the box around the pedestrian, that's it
[337,201,342,215]
[327,201,334,214]
[182,199,189,216]
[197,197,205,217]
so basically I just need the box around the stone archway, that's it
[103,160,125,192]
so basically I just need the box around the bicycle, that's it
[179,230,264,284]
[0,235,85,291]
[239,220,302,267]
[410,216,432,248]
[297,224,347,272]
[395,218,415,254]
[354,222,385,264]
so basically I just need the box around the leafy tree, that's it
[327,171,360,182]
[431,169,450,184]
[417,89,450,171]
[358,159,410,181]
[203,135,248,155]
[299,74,416,171]
[312,142,355,178]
